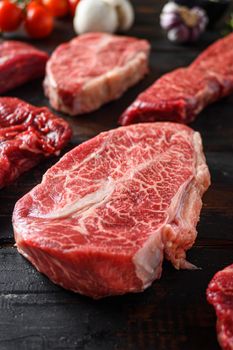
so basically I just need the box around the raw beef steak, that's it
[207,265,233,350]
[13,123,210,298]
[119,33,233,125]
[0,41,48,94]
[0,97,71,189]
[44,33,150,115]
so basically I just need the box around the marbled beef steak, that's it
[13,123,210,298]
[119,33,233,125]
[0,41,48,94]
[44,33,150,116]
[0,97,71,189]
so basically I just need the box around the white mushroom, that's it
[73,0,134,35]
[103,0,134,31]
[73,0,118,35]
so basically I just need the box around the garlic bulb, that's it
[73,0,134,35]
[160,2,208,43]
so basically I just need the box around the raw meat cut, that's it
[0,41,48,94]
[207,264,233,350]
[0,97,71,189]
[44,33,150,115]
[119,32,233,126]
[13,122,210,299]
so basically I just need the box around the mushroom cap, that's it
[74,0,118,35]
[103,0,135,31]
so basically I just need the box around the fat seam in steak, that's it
[119,33,233,125]
[0,41,48,94]
[44,33,150,116]
[0,97,72,189]
[207,264,233,350]
[13,122,210,298]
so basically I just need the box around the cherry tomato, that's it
[42,0,69,17]
[28,1,43,8]
[0,0,23,32]
[25,3,54,39]
[68,0,80,16]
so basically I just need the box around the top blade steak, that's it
[119,33,233,125]
[13,122,210,298]
[44,33,150,116]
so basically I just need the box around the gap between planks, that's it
[0,241,15,248]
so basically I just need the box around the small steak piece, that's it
[119,33,233,126]
[13,123,210,299]
[44,33,150,116]
[0,41,48,94]
[207,265,233,350]
[0,97,72,189]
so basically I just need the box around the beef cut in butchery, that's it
[13,122,210,298]
[44,33,150,116]
[119,32,233,126]
[207,264,233,350]
[0,97,71,189]
[0,41,48,94]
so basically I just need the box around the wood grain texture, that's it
[0,247,232,350]
[0,0,233,349]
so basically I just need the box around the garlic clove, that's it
[74,0,118,35]
[167,24,190,43]
[162,2,179,14]
[103,0,134,31]
[190,26,200,42]
[160,13,180,30]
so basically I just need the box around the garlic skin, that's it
[73,0,134,35]
[160,1,208,43]
[74,0,118,35]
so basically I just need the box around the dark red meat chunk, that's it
[0,97,72,189]
[0,41,48,94]
[119,33,233,125]
[207,264,233,350]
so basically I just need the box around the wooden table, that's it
[0,1,233,349]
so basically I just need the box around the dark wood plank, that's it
[0,1,233,349]
[1,246,232,350]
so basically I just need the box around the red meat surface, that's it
[0,41,48,94]
[207,264,233,350]
[13,122,210,298]
[0,97,72,189]
[119,33,233,125]
[44,33,150,115]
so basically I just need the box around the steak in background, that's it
[0,41,48,94]
[44,33,150,116]
[13,122,210,298]
[119,33,233,126]
[0,97,72,189]
[207,264,233,350]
